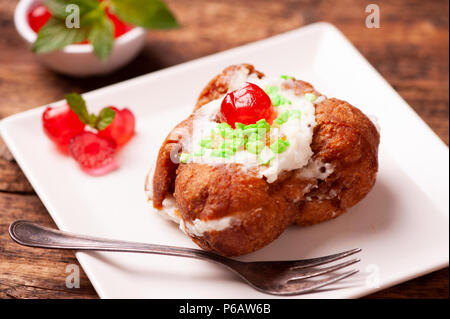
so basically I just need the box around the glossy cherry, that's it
[27,4,52,33]
[42,104,86,153]
[69,132,117,176]
[106,9,133,38]
[220,82,274,128]
[97,107,135,148]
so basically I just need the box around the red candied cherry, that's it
[220,82,274,128]
[97,107,135,148]
[42,104,86,153]
[69,132,118,176]
[27,5,52,33]
[106,9,133,38]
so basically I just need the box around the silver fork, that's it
[9,220,360,296]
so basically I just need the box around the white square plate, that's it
[1,23,448,299]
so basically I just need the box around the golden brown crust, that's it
[153,64,262,208]
[194,64,264,111]
[293,98,379,225]
[152,117,192,208]
[174,164,297,256]
[282,79,322,97]
[151,64,380,255]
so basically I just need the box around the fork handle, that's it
[9,220,232,265]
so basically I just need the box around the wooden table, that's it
[0,0,448,299]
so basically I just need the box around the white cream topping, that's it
[368,114,381,133]
[145,169,182,224]
[146,168,238,235]
[296,158,334,180]
[146,67,337,238]
[158,196,181,223]
[182,216,236,237]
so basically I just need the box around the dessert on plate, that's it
[145,64,380,256]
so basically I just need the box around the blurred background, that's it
[0,0,448,298]
[1,0,448,144]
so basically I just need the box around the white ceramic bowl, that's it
[14,0,146,77]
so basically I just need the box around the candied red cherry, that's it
[106,9,133,38]
[220,82,274,128]
[97,107,135,148]
[42,104,86,153]
[69,132,118,176]
[28,5,52,33]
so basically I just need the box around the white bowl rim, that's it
[14,0,146,54]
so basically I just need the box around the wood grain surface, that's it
[0,0,448,299]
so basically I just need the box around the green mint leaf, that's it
[88,16,114,61]
[65,93,97,126]
[45,0,100,19]
[96,107,116,130]
[81,6,107,26]
[110,0,179,29]
[32,17,88,54]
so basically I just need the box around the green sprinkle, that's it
[232,138,245,151]
[257,127,269,138]
[304,93,317,102]
[248,132,263,142]
[223,128,235,139]
[235,122,246,130]
[242,127,258,136]
[210,148,234,158]
[264,86,279,95]
[291,110,302,119]
[218,122,231,130]
[179,153,191,163]
[199,138,214,149]
[258,147,276,165]
[287,99,292,105]
[270,94,286,107]
[270,139,290,154]
[264,86,289,106]
[280,75,295,80]
[193,148,206,157]
[272,94,288,107]
[256,119,270,130]
[275,111,290,125]
[233,128,245,139]
[219,140,237,152]
[247,140,265,155]
[217,122,232,138]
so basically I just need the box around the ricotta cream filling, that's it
[145,170,237,235]
[148,67,336,236]
[185,67,323,183]
[182,216,236,238]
